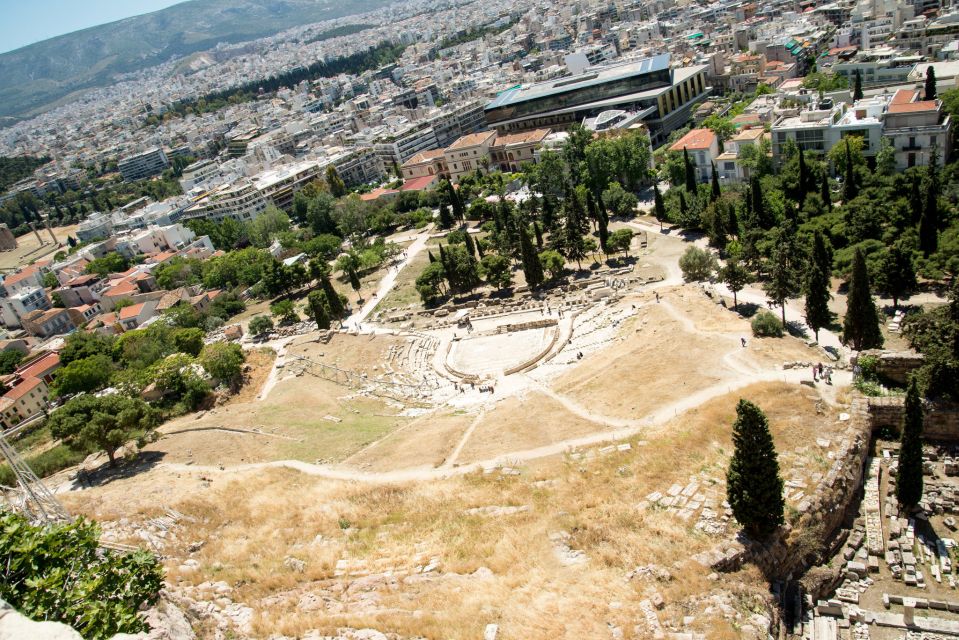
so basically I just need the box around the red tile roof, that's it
[3,265,40,287]
[360,188,400,202]
[118,302,146,321]
[3,376,43,401]
[16,352,60,380]
[888,89,937,114]
[669,128,718,152]
[102,280,137,298]
[402,149,446,166]
[400,175,437,192]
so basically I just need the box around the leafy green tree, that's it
[607,229,634,258]
[874,242,917,309]
[679,246,717,282]
[897,378,925,510]
[0,510,163,640]
[602,182,638,218]
[51,354,114,397]
[876,137,896,176]
[85,252,129,277]
[752,311,784,337]
[271,299,299,325]
[48,394,159,466]
[764,226,802,325]
[326,165,347,197]
[199,342,246,386]
[538,249,566,279]
[172,327,205,357]
[720,256,750,311]
[42,271,59,288]
[925,66,937,101]
[842,248,884,350]
[248,206,291,248]
[0,350,23,375]
[702,115,736,144]
[726,399,785,539]
[415,261,447,304]
[481,254,513,290]
[248,315,274,336]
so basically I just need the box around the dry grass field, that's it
[0,224,78,270]
[61,381,842,640]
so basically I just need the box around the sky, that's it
[0,0,187,53]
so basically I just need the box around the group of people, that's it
[812,362,833,385]
[452,381,495,394]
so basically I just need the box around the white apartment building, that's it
[117,147,170,181]
[0,287,51,329]
[182,181,269,223]
[76,212,114,242]
[771,98,885,162]
[882,89,951,169]
[179,159,220,191]
[373,123,440,170]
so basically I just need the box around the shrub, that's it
[679,246,717,282]
[751,311,784,337]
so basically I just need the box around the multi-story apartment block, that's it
[330,148,385,187]
[0,287,51,329]
[117,147,170,181]
[771,97,886,162]
[373,123,440,171]
[883,89,951,169]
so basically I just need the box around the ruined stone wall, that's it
[865,396,959,440]
[859,350,924,386]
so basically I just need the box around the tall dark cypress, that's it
[896,378,924,510]
[684,147,697,193]
[842,248,884,350]
[726,399,785,539]
[820,172,832,211]
[519,224,544,288]
[842,140,858,201]
[711,163,721,202]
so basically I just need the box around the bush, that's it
[248,315,274,336]
[679,246,717,282]
[751,311,784,337]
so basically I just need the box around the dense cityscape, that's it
[2,0,959,637]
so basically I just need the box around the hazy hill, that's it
[0,0,391,125]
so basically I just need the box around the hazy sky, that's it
[0,0,187,53]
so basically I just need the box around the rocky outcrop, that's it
[0,597,196,640]
[859,349,924,385]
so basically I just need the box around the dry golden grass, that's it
[554,303,730,420]
[345,410,473,470]
[64,381,843,640]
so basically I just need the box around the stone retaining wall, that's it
[865,396,959,440]
[859,350,924,385]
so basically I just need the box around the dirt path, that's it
[344,226,432,330]
[440,408,487,468]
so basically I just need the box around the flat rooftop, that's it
[485,53,671,110]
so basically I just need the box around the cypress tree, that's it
[896,378,925,510]
[519,224,544,288]
[439,202,455,229]
[307,290,331,330]
[842,248,884,350]
[925,66,937,101]
[464,232,478,259]
[804,232,833,343]
[726,399,785,539]
[711,163,721,202]
[920,147,940,255]
[853,69,864,101]
[653,184,667,230]
[586,190,601,229]
[598,206,610,255]
[427,250,436,263]
[683,147,697,193]
[533,220,544,251]
[679,190,689,222]
[820,172,832,211]
[542,196,556,231]
[910,176,923,224]
[842,140,858,201]
[751,176,773,229]
[321,275,344,317]
[347,267,361,296]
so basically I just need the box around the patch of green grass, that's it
[277,408,403,463]
[0,443,88,486]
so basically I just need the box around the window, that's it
[724,162,735,171]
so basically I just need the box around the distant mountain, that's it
[0,0,392,125]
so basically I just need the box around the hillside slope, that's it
[0,0,392,124]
